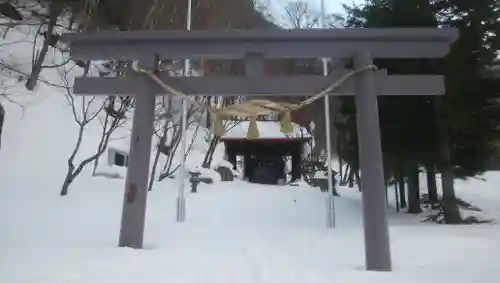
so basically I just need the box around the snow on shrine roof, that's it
[221,121,311,140]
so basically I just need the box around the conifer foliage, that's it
[341,0,500,223]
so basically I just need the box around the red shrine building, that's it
[219,120,311,185]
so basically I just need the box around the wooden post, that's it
[118,56,158,249]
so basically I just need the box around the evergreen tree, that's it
[436,0,500,178]
[343,0,500,222]
[342,0,440,214]
[435,0,500,222]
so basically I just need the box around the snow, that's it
[214,159,235,169]
[222,120,311,139]
[2,174,500,283]
[2,24,500,283]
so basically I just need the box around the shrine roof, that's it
[220,121,311,141]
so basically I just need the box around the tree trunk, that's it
[394,180,400,212]
[149,123,168,191]
[337,130,343,179]
[61,109,116,195]
[201,136,219,168]
[440,146,461,224]
[60,121,85,196]
[26,4,61,90]
[406,162,422,214]
[148,144,162,191]
[92,104,112,176]
[397,170,407,209]
[436,98,461,224]
[425,162,438,207]
[341,163,350,185]
[205,96,212,128]
[355,170,361,191]
[384,177,389,208]
[338,156,343,182]
[60,164,74,196]
[159,164,181,181]
[91,154,100,176]
[347,165,355,188]
[159,125,182,180]
[60,181,70,196]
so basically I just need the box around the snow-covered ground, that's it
[2,23,500,283]
[2,168,500,283]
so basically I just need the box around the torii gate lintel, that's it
[73,68,445,97]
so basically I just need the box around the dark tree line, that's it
[337,0,500,223]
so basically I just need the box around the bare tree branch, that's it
[58,63,108,196]
[280,0,344,29]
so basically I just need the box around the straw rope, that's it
[134,64,377,139]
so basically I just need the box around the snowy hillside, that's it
[1,24,500,283]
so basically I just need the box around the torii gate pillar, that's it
[355,52,391,270]
[118,57,158,248]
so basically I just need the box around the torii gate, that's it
[61,28,457,272]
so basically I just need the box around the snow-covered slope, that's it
[2,175,500,283]
[1,24,500,283]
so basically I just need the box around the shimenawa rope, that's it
[134,64,377,139]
